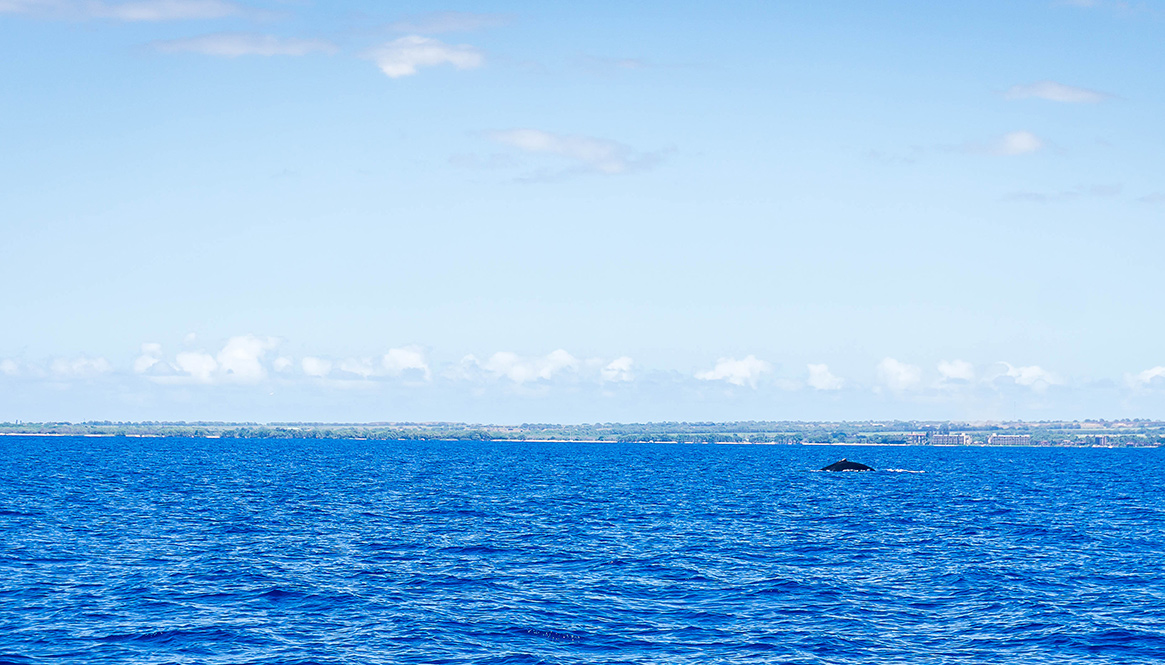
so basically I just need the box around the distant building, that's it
[904,432,928,445]
[988,434,1032,446]
[932,433,973,446]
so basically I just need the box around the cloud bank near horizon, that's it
[2,335,1158,399]
[3,337,1162,422]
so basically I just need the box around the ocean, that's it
[1,436,1163,664]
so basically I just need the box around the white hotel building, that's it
[931,433,974,446]
[988,434,1033,446]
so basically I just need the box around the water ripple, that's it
[1,438,1163,663]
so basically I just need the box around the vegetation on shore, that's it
[1,420,1161,446]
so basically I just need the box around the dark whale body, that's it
[821,458,874,472]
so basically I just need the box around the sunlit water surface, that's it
[2,437,1163,664]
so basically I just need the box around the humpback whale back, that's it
[821,458,874,472]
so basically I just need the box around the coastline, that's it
[0,424,1158,448]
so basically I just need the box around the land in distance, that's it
[0,420,1161,447]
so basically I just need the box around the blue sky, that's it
[2,0,1164,423]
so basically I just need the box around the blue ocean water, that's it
[1,437,1163,664]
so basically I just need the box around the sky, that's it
[2,0,1164,423]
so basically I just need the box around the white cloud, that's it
[696,356,771,388]
[991,131,1044,156]
[488,129,653,175]
[174,351,217,383]
[273,356,293,373]
[368,35,483,78]
[1,0,242,21]
[302,356,333,378]
[383,346,431,381]
[877,357,922,392]
[1005,81,1110,103]
[153,33,337,57]
[293,348,430,382]
[1006,364,1058,387]
[386,11,510,34]
[141,336,278,384]
[0,359,19,376]
[50,356,112,378]
[1127,366,1165,389]
[601,356,634,382]
[215,335,277,383]
[96,0,238,20]
[992,362,1062,392]
[937,359,976,382]
[133,342,163,373]
[481,349,579,384]
[338,357,378,378]
[806,363,843,390]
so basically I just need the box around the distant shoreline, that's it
[0,420,1160,448]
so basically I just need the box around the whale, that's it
[821,458,874,472]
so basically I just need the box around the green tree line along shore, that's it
[1,420,1162,447]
